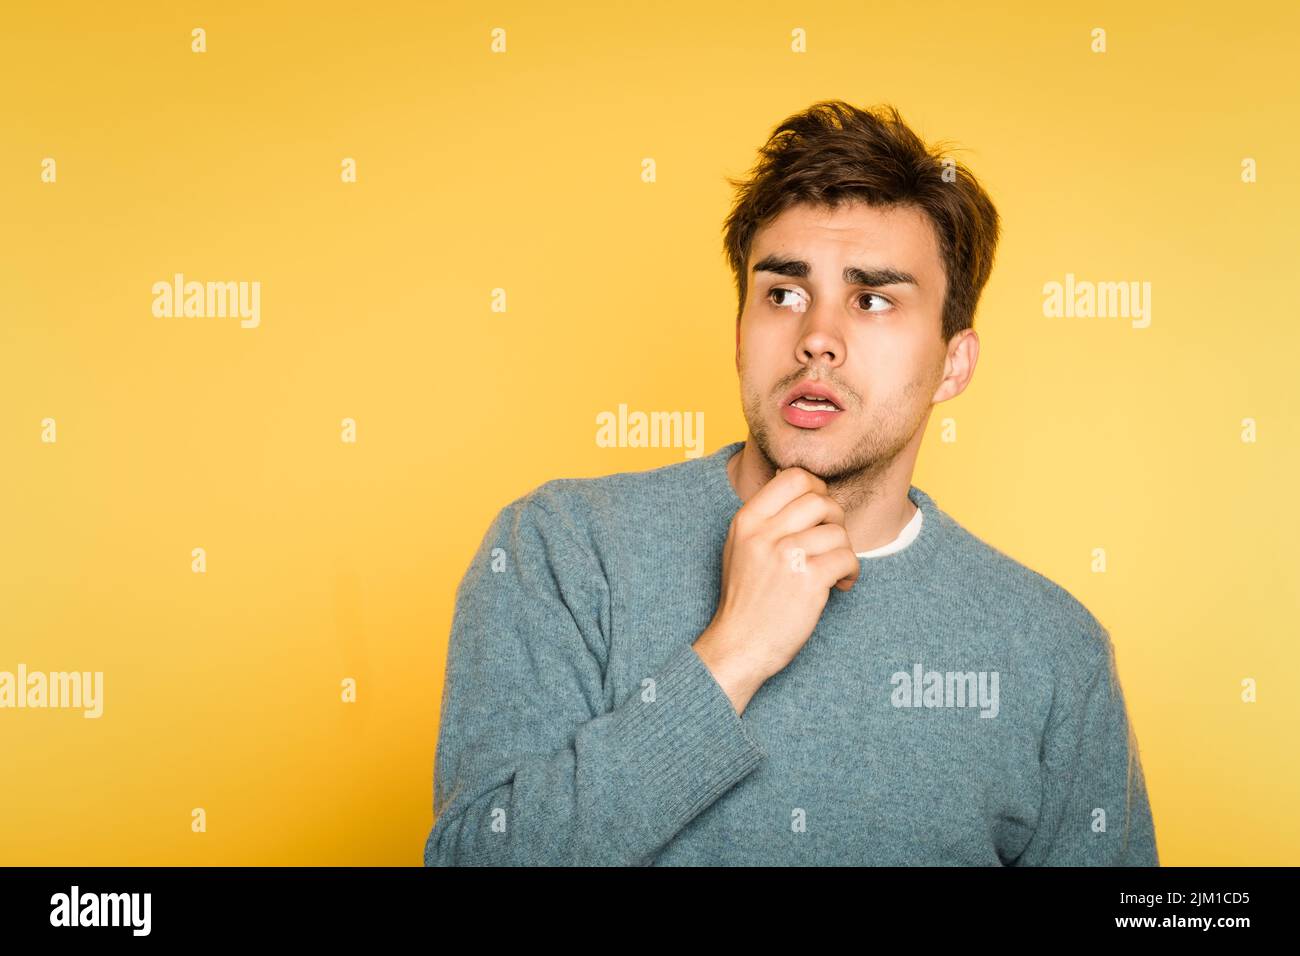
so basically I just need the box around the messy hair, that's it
[722,101,1001,342]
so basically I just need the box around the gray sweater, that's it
[424,440,1159,866]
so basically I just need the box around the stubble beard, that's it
[741,375,930,514]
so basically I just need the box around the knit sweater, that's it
[423,440,1159,866]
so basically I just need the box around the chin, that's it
[774,434,842,470]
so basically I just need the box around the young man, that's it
[424,101,1158,867]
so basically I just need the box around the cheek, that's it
[743,315,783,346]
[738,321,783,367]
[851,329,931,398]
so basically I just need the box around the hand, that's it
[694,466,859,713]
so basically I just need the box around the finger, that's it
[742,466,829,521]
[765,490,846,541]
[809,548,861,590]
[774,521,852,569]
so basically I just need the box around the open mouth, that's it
[788,395,842,412]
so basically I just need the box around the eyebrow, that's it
[751,253,918,289]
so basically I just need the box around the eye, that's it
[766,287,809,312]
[857,291,893,313]
[766,287,893,314]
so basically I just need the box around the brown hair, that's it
[722,101,1001,343]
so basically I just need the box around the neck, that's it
[725,439,920,554]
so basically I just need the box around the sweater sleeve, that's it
[1011,627,1159,867]
[423,492,767,866]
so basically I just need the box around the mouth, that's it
[781,380,845,410]
[787,395,842,412]
[781,390,844,429]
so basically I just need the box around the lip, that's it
[780,380,845,429]
[781,381,845,410]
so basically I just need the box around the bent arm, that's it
[424,496,766,866]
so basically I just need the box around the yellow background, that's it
[2,0,1297,865]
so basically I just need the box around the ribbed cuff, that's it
[608,642,766,836]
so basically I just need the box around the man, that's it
[424,100,1158,866]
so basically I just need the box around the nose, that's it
[795,303,845,368]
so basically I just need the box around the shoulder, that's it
[926,499,1112,670]
[498,451,718,550]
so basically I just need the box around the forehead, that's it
[750,201,944,281]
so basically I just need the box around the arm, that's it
[423,492,767,867]
[1011,629,1159,866]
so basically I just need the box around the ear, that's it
[933,329,980,403]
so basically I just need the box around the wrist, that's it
[694,625,766,712]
